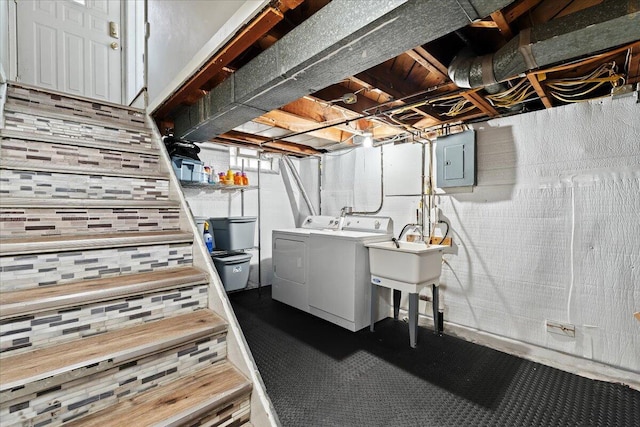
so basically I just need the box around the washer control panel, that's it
[342,216,393,234]
[302,215,341,230]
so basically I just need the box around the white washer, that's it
[308,216,393,331]
[272,216,339,312]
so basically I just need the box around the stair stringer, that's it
[148,117,280,427]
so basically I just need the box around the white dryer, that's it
[272,216,339,312]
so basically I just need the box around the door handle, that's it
[109,21,119,39]
[110,42,119,50]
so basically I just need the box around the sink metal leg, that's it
[393,289,401,320]
[408,292,418,348]
[432,284,440,335]
[370,282,377,332]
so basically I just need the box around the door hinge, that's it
[145,22,150,39]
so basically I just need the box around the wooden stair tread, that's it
[0,158,168,180]
[66,361,251,427]
[4,102,150,134]
[0,197,177,208]
[0,266,208,319]
[0,128,158,155]
[0,309,227,392]
[0,230,193,256]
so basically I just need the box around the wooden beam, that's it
[405,48,450,83]
[555,0,603,19]
[461,91,499,117]
[526,73,553,108]
[217,130,322,156]
[153,6,286,119]
[411,46,449,76]
[469,20,499,28]
[275,0,305,13]
[490,11,513,39]
[254,109,349,143]
[529,0,572,24]
[355,68,445,127]
[503,0,544,23]
[312,85,384,114]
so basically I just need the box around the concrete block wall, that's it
[319,93,640,377]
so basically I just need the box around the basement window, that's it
[229,147,278,173]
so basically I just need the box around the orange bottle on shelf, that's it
[234,172,242,185]
[242,172,249,186]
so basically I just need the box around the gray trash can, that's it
[211,252,252,291]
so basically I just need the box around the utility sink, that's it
[365,241,446,285]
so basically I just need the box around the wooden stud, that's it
[406,48,450,83]
[502,0,545,23]
[217,130,323,156]
[461,91,499,117]
[254,109,347,143]
[411,46,450,76]
[529,0,573,24]
[276,0,305,13]
[490,11,513,39]
[469,20,499,29]
[526,72,553,108]
[555,0,603,19]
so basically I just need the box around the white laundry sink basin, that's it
[365,241,446,285]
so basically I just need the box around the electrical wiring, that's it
[485,78,537,108]
[546,62,625,103]
[437,220,449,245]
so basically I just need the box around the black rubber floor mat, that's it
[230,288,640,427]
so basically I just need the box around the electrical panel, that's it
[435,130,476,188]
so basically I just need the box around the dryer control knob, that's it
[374,220,380,229]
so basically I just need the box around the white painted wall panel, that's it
[146,0,269,110]
[439,95,640,372]
[318,94,640,373]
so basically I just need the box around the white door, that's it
[16,0,122,103]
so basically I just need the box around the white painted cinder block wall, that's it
[319,94,640,375]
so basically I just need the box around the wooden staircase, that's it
[0,83,266,426]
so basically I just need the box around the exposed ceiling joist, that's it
[216,129,322,156]
[526,73,553,108]
[154,0,638,156]
[502,0,545,23]
[173,0,513,141]
[461,91,499,116]
[489,11,514,39]
[254,109,348,143]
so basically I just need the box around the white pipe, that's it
[282,155,317,216]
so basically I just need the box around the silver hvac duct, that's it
[448,0,640,88]
[282,155,318,216]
